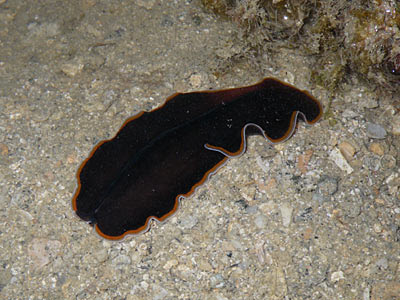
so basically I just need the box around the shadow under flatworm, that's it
[72,78,322,240]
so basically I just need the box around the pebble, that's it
[176,264,193,281]
[152,285,169,300]
[28,22,60,37]
[369,143,384,156]
[163,259,178,271]
[330,147,354,174]
[314,176,338,204]
[215,294,229,300]
[280,203,293,227]
[189,74,202,89]
[93,248,108,263]
[297,149,313,174]
[363,154,381,171]
[246,205,258,214]
[27,238,62,269]
[254,214,267,229]
[380,155,396,169]
[361,97,378,109]
[303,227,313,240]
[375,258,388,270]
[296,207,313,222]
[198,258,212,271]
[61,62,83,77]
[318,177,338,195]
[392,115,400,135]
[339,141,356,162]
[366,123,387,139]
[373,223,383,233]
[312,192,325,204]
[140,281,149,290]
[363,287,370,300]
[210,274,225,288]
[0,143,9,156]
[331,270,344,282]
[112,254,131,268]
[342,109,358,118]
[136,0,156,9]
[344,202,361,218]
[179,215,198,230]
[83,101,105,112]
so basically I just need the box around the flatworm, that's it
[72,78,322,240]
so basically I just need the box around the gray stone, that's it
[366,123,387,139]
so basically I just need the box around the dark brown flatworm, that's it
[72,78,322,240]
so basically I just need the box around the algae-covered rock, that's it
[202,0,400,93]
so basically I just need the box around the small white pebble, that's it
[280,203,293,227]
[373,223,382,233]
[331,270,344,282]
